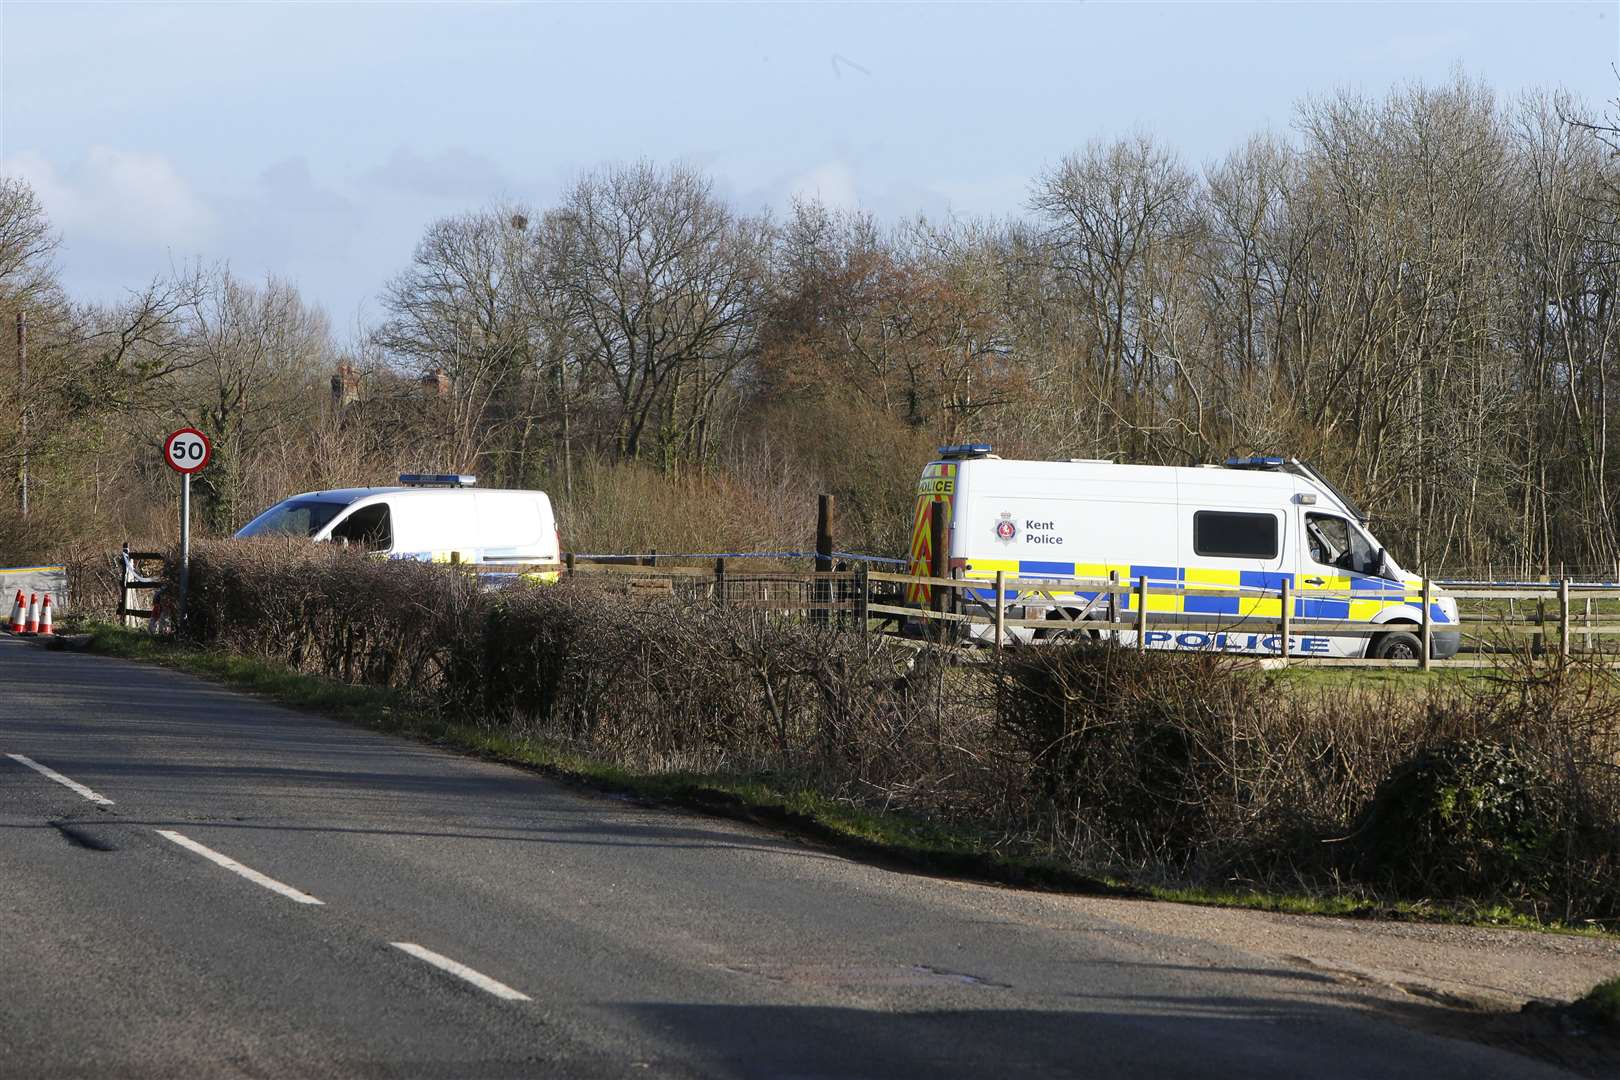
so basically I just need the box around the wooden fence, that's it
[871,571,1620,669]
[116,545,165,627]
[473,556,868,621]
[471,558,1620,669]
[117,544,1620,667]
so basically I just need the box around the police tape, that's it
[567,551,907,566]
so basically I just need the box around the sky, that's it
[2,1,1617,337]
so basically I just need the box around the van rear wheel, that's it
[1373,630,1424,661]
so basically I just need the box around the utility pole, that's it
[16,310,26,518]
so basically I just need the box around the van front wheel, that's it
[1035,609,1098,642]
[1372,630,1423,661]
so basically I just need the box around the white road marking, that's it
[390,942,531,1001]
[6,754,115,805]
[155,829,324,906]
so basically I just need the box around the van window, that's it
[1306,513,1380,575]
[236,499,348,539]
[1193,511,1278,559]
[329,503,393,552]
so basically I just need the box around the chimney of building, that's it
[420,367,451,397]
[331,361,361,410]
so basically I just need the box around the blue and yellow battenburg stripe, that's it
[396,549,560,583]
[960,561,1450,624]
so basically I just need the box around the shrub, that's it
[1354,738,1557,900]
[992,644,1249,872]
[1581,977,1620,1031]
[182,539,482,694]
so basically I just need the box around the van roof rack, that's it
[938,443,997,460]
[399,473,477,487]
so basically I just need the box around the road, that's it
[0,636,1600,1078]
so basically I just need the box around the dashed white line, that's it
[390,942,531,1001]
[6,754,115,805]
[155,829,324,906]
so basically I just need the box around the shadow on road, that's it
[605,998,1575,1080]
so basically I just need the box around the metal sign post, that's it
[163,428,211,625]
[180,472,191,617]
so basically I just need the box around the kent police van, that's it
[908,446,1460,659]
[236,474,561,574]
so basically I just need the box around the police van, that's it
[908,446,1460,659]
[236,474,561,571]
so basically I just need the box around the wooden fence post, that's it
[1560,577,1571,660]
[1135,575,1148,654]
[1109,569,1120,645]
[565,552,576,578]
[1535,573,1548,655]
[814,494,834,627]
[1280,579,1292,660]
[929,501,948,642]
[994,569,1006,650]
[714,557,726,606]
[1421,577,1433,671]
[118,544,131,627]
[855,561,869,641]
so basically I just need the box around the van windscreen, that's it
[236,499,349,539]
[1193,511,1278,559]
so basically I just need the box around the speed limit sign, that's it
[164,428,211,474]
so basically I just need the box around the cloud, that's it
[364,146,510,200]
[0,146,215,249]
[785,160,860,211]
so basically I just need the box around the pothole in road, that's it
[51,821,118,852]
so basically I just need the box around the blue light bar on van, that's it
[938,443,994,459]
[1224,456,1286,470]
[399,473,477,487]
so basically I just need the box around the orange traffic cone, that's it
[22,593,38,634]
[37,594,53,636]
[8,590,23,634]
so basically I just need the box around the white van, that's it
[236,474,561,571]
[908,447,1460,660]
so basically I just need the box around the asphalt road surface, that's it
[0,637,1583,1078]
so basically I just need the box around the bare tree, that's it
[544,161,770,468]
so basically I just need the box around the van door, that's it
[386,492,471,560]
[1297,511,1387,657]
[908,461,957,605]
[326,502,394,553]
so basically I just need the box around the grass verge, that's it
[79,622,1614,937]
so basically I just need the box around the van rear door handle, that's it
[1304,577,1325,586]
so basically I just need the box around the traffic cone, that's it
[37,594,53,636]
[23,593,38,634]
[7,590,23,634]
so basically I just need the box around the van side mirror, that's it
[1376,548,1390,579]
